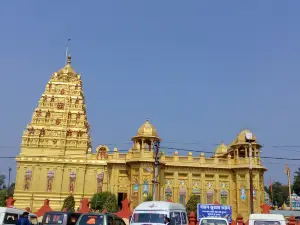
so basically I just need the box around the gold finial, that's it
[67,55,71,65]
[65,38,71,65]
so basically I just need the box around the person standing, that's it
[16,212,31,225]
[164,217,170,225]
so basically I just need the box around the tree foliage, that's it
[90,192,118,213]
[186,195,200,217]
[266,181,289,207]
[293,168,300,196]
[0,190,8,207]
[144,194,153,201]
[61,195,75,212]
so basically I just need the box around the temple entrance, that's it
[118,192,127,210]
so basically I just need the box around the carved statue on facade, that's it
[46,171,54,192]
[46,111,50,118]
[24,170,32,191]
[97,172,104,193]
[50,96,54,102]
[27,127,34,135]
[241,186,246,200]
[69,172,76,193]
[40,128,45,136]
[67,130,72,137]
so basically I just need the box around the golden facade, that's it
[14,57,266,219]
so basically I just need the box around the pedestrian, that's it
[164,217,170,225]
[16,212,31,225]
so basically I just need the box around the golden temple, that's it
[14,56,266,219]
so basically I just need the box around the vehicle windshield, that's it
[132,213,167,223]
[200,219,228,225]
[44,214,64,224]
[254,221,281,225]
[78,215,104,225]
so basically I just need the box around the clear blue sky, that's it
[0,1,299,186]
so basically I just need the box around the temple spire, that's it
[65,38,71,65]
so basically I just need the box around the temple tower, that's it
[20,55,91,158]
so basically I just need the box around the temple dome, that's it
[215,142,227,155]
[136,119,158,137]
[230,129,258,146]
[57,55,77,76]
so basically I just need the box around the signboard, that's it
[197,204,232,222]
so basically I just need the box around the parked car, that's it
[0,207,38,225]
[76,213,126,225]
[42,212,81,225]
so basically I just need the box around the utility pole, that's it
[8,167,11,194]
[152,141,160,201]
[245,132,255,214]
[285,164,292,210]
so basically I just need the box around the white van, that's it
[249,214,286,225]
[0,207,38,225]
[199,218,229,225]
[130,201,188,225]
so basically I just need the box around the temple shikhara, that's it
[14,56,266,219]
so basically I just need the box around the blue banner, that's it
[197,204,232,222]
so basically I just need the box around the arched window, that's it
[220,190,228,205]
[206,190,214,204]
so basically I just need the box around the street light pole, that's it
[285,164,292,210]
[8,167,11,194]
[152,141,160,201]
[245,132,254,214]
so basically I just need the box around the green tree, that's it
[186,195,200,217]
[0,190,8,207]
[61,195,75,212]
[144,194,153,201]
[293,168,300,196]
[271,182,289,207]
[90,192,118,212]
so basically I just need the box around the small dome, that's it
[136,119,158,137]
[57,56,77,76]
[215,142,227,155]
[230,129,258,146]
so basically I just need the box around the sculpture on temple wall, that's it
[142,180,149,198]
[206,182,214,204]
[27,127,34,135]
[133,177,139,196]
[46,111,50,118]
[24,170,32,191]
[69,172,76,193]
[240,186,246,200]
[57,103,64,110]
[97,172,104,193]
[179,180,187,204]
[96,146,108,160]
[165,180,172,201]
[46,171,54,192]
[36,109,42,117]
[253,186,257,200]
[220,182,228,205]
